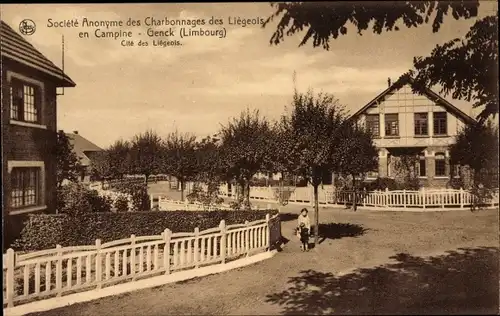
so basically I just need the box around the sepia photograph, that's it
[1,1,499,315]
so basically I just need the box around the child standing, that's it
[297,208,311,251]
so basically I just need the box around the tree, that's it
[163,130,199,201]
[107,139,131,179]
[218,109,273,208]
[279,89,348,244]
[450,121,499,188]
[129,130,163,183]
[263,1,479,50]
[91,139,131,182]
[408,15,498,123]
[337,122,378,211]
[55,130,81,189]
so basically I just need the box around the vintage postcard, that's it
[1,2,499,315]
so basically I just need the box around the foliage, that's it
[55,130,81,188]
[218,108,273,207]
[56,182,112,216]
[263,1,479,50]
[186,183,224,211]
[392,154,421,190]
[162,130,199,201]
[450,121,499,188]
[278,88,349,243]
[114,195,130,212]
[12,210,279,251]
[363,177,399,191]
[112,182,151,211]
[129,130,163,182]
[408,15,498,123]
[337,122,378,201]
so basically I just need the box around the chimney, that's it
[387,78,391,87]
[73,130,78,134]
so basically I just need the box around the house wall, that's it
[358,84,472,189]
[2,58,59,245]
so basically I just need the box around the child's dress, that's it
[297,215,311,239]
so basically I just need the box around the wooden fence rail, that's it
[3,214,279,309]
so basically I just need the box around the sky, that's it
[1,2,497,148]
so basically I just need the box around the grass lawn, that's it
[27,203,499,315]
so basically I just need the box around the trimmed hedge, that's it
[12,209,279,251]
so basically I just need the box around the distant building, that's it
[66,131,103,183]
[1,20,76,244]
[350,76,477,188]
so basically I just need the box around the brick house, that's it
[65,131,102,183]
[350,76,477,188]
[1,20,76,244]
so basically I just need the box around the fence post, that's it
[402,189,406,208]
[163,229,171,274]
[245,220,250,257]
[150,194,154,209]
[266,214,271,250]
[459,188,464,208]
[56,244,63,296]
[130,235,136,280]
[219,220,227,264]
[5,248,16,308]
[95,239,102,289]
[194,227,200,268]
[385,188,389,207]
[422,187,426,209]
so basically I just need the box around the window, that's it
[435,153,447,177]
[10,79,40,123]
[417,154,426,177]
[365,114,380,137]
[433,112,447,135]
[414,113,428,136]
[385,114,399,136]
[11,167,40,208]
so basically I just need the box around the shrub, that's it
[12,209,279,251]
[58,183,112,216]
[363,177,399,191]
[112,182,150,211]
[114,195,130,212]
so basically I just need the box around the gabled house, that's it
[1,20,76,244]
[350,76,477,188]
[66,131,103,183]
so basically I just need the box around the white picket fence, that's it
[3,214,277,308]
[218,185,500,209]
[153,196,267,211]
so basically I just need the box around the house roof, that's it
[350,75,477,125]
[67,132,103,167]
[1,20,76,87]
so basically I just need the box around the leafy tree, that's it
[162,130,199,201]
[55,130,81,189]
[337,122,378,211]
[450,121,499,188]
[408,15,498,123]
[107,139,131,179]
[263,1,479,50]
[218,109,273,208]
[279,89,348,244]
[90,151,112,182]
[129,130,163,183]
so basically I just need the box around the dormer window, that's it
[10,78,41,124]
